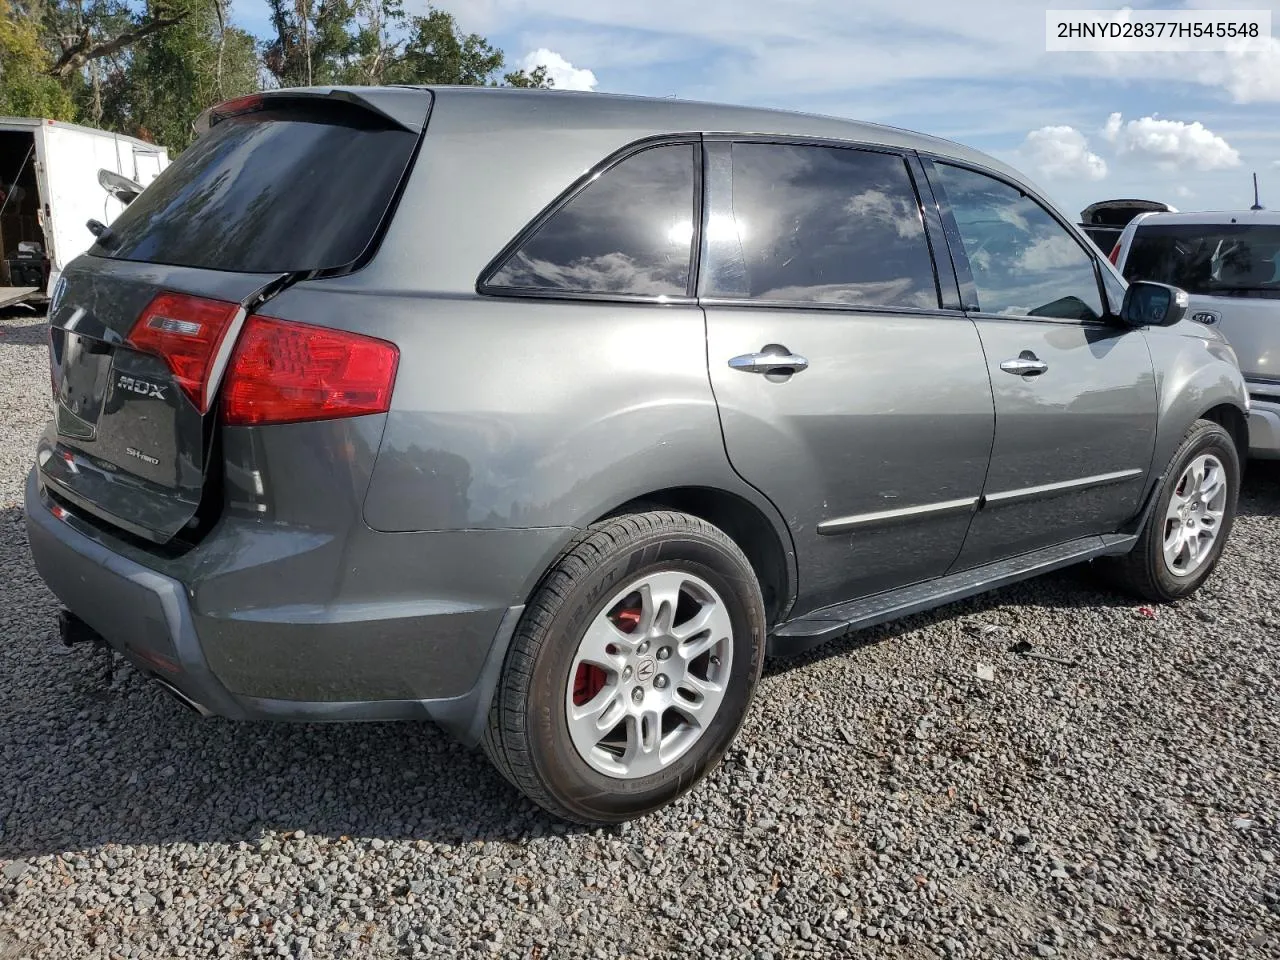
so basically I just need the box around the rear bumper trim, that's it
[24,468,525,744]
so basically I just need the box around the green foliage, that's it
[387,6,503,84]
[0,0,75,118]
[505,64,550,88]
[3,0,557,153]
[104,0,259,150]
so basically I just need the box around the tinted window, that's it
[706,143,938,308]
[487,144,696,297]
[935,164,1104,321]
[1125,222,1280,299]
[97,105,418,273]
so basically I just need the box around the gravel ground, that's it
[0,306,1277,960]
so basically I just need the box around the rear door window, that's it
[705,142,939,308]
[934,163,1104,321]
[1124,222,1280,299]
[484,143,697,298]
[95,102,420,274]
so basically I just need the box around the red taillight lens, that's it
[221,316,399,426]
[1108,242,1121,265]
[127,292,240,413]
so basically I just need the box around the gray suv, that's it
[25,86,1248,824]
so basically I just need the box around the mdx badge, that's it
[116,373,167,400]
[1191,311,1220,326]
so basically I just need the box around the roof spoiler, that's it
[194,87,433,136]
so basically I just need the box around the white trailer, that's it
[0,118,169,307]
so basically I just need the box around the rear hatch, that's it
[40,88,429,544]
[1120,218,1280,381]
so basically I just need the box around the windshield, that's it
[1124,222,1280,299]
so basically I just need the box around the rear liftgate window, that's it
[92,102,419,274]
[1124,223,1280,299]
[484,143,698,298]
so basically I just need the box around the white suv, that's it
[1113,210,1280,457]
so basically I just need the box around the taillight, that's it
[221,316,398,426]
[1108,242,1121,265]
[127,292,241,413]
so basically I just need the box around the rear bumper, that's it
[24,469,552,743]
[1248,400,1280,459]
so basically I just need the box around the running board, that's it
[768,533,1137,655]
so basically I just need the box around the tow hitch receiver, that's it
[58,609,101,648]
[58,609,117,680]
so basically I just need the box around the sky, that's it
[231,0,1280,220]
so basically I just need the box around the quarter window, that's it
[485,143,697,298]
[705,143,939,309]
[934,163,1104,321]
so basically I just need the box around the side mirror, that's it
[98,168,143,206]
[1121,281,1189,327]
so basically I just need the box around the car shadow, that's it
[1238,457,1280,516]
[0,505,588,860]
[2,461,1276,857]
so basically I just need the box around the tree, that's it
[261,0,552,90]
[99,0,258,150]
[6,0,553,150]
[262,0,369,87]
[0,0,75,117]
[43,0,188,80]
[387,5,549,86]
[505,63,549,88]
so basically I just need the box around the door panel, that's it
[925,161,1158,570]
[698,139,994,615]
[955,318,1156,569]
[706,307,994,614]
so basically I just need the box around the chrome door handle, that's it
[999,354,1048,377]
[728,347,809,375]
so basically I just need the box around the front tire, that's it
[1104,418,1240,602]
[483,510,766,825]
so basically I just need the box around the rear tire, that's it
[1102,419,1239,602]
[483,510,765,825]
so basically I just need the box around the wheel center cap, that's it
[636,658,656,684]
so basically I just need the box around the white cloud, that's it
[1018,126,1107,181]
[1102,113,1240,171]
[1175,185,1194,199]
[459,0,1280,103]
[1180,37,1280,103]
[1019,234,1090,271]
[521,48,598,91]
[1219,39,1280,102]
[844,189,925,239]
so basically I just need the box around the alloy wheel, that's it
[1163,453,1228,577]
[564,570,734,779]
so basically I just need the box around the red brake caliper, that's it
[571,603,642,706]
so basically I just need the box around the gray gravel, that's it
[1,306,1277,959]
